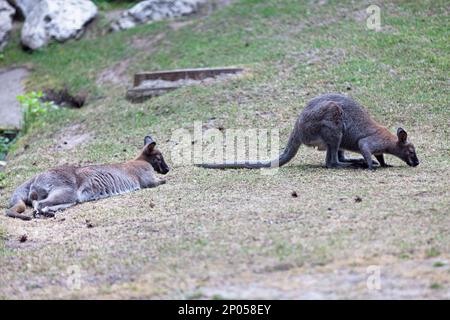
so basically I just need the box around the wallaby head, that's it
[394,128,419,167]
[137,135,170,174]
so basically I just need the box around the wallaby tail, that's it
[5,207,32,221]
[195,121,302,169]
[5,178,34,221]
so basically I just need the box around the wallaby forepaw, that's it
[33,207,56,218]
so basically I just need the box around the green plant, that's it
[0,136,11,160]
[430,283,443,290]
[92,0,138,10]
[433,261,445,268]
[426,248,441,258]
[0,130,17,160]
[0,171,5,184]
[17,91,58,134]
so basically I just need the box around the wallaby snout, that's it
[407,157,420,167]
[150,153,170,175]
[396,128,419,167]
[140,135,170,175]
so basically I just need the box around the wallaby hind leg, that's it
[322,132,355,168]
[325,144,356,168]
[33,188,77,217]
[318,104,355,169]
[375,154,391,167]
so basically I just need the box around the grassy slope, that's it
[0,0,449,299]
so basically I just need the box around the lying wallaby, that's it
[196,93,419,170]
[5,136,169,221]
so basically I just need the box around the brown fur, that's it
[6,136,169,221]
[196,93,419,170]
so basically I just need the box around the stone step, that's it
[0,67,29,130]
[127,67,243,103]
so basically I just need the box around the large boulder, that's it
[21,0,98,50]
[110,0,204,32]
[0,0,15,51]
[7,0,38,19]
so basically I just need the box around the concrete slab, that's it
[127,67,244,102]
[0,67,29,130]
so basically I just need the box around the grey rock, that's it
[21,0,98,50]
[8,0,39,18]
[110,0,204,32]
[0,67,29,130]
[0,0,15,51]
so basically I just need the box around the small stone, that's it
[19,234,28,242]
[110,0,203,32]
[354,196,363,203]
[291,191,298,198]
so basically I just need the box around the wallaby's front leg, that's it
[358,140,375,170]
[155,178,166,186]
[375,154,392,167]
[143,178,166,189]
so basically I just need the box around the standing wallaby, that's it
[196,93,419,170]
[5,135,169,221]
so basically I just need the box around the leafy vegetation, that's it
[0,136,11,160]
[17,91,58,135]
[92,0,139,11]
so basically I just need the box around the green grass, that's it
[430,283,443,290]
[0,227,7,256]
[433,261,445,268]
[92,0,140,11]
[426,248,441,258]
[0,0,449,299]
[0,17,166,96]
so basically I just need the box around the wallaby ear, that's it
[144,135,155,146]
[397,128,408,143]
[144,135,156,153]
[147,142,156,153]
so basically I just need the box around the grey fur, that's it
[196,93,419,170]
[7,138,169,220]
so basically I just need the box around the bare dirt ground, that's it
[1,138,449,298]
